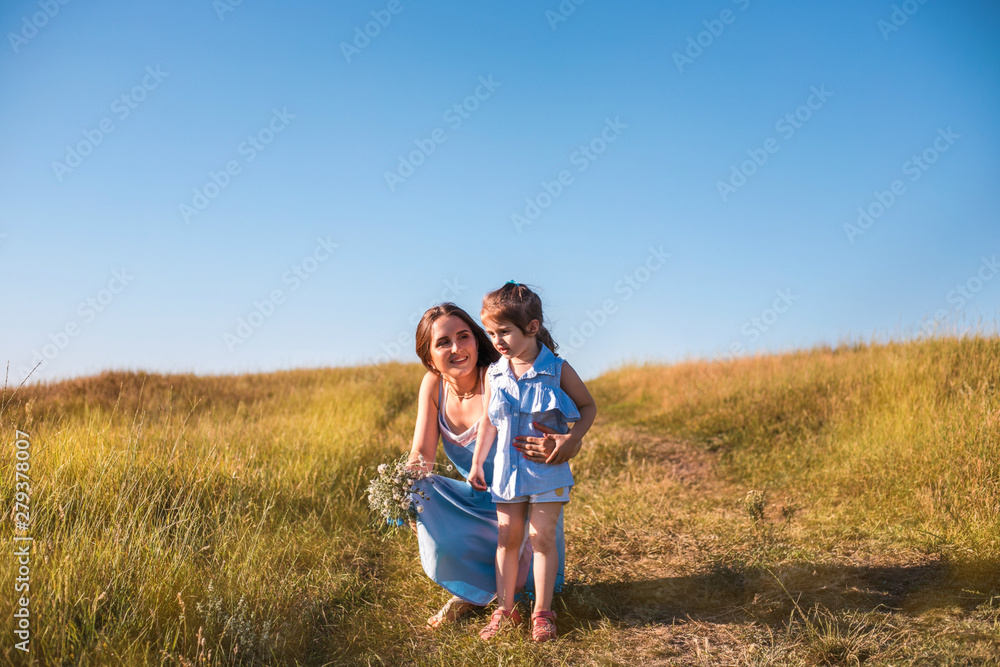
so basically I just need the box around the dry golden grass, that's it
[1,336,997,665]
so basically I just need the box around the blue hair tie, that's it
[505,280,520,286]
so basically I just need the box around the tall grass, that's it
[594,336,1000,560]
[1,364,428,665]
[1,336,997,665]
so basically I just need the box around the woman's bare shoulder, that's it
[419,371,440,409]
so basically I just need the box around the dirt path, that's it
[561,432,1000,666]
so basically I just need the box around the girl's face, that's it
[483,318,538,360]
[429,315,478,378]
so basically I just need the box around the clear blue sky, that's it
[2,0,998,383]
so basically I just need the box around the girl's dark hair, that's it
[480,282,558,355]
[415,303,500,375]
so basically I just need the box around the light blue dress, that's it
[411,369,566,605]
[487,343,579,502]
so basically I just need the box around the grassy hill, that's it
[1,336,998,665]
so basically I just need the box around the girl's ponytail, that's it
[536,324,559,356]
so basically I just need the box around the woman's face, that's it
[429,315,478,379]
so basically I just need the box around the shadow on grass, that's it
[560,559,1000,628]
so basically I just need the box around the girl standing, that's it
[469,282,597,642]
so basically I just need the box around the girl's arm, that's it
[555,362,596,461]
[519,361,596,465]
[407,372,441,474]
[468,380,496,491]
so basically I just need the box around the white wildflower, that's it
[365,452,452,532]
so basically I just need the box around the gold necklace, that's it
[447,374,479,400]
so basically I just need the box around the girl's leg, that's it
[495,502,527,611]
[527,502,563,613]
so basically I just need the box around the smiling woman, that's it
[405,303,578,628]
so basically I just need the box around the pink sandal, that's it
[478,608,522,640]
[531,610,557,642]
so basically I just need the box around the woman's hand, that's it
[405,455,432,476]
[468,465,488,492]
[514,422,581,465]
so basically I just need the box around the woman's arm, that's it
[514,362,596,465]
[468,380,496,491]
[547,362,596,463]
[407,372,441,474]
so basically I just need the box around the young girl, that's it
[468,282,597,642]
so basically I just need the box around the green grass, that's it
[1,337,998,665]
[595,336,1000,560]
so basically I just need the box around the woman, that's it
[407,303,582,628]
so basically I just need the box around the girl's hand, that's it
[514,422,581,465]
[468,466,488,491]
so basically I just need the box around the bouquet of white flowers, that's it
[365,453,452,528]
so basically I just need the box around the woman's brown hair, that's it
[480,282,559,355]
[415,303,500,375]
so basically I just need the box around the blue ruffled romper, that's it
[487,343,580,502]
[411,368,566,604]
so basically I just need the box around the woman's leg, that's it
[527,502,563,613]
[495,502,527,610]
